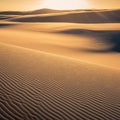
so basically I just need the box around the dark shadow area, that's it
[57,29,120,52]
[10,9,120,23]
[0,16,12,20]
[0,11,25,15]
[0,23,17,28]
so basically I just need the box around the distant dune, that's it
[0,9,120,23]
[0,9,62,16]
[7,9,120,23]
[0,8,103,15]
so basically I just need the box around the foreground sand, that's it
[0,42,120,119]
[0,9,120,119]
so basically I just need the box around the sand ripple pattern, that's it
[0,43,120,120]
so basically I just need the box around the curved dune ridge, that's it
[0,22,120,68]
[0,42,120,119]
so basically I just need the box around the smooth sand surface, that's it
[0,9,120,119]
[0,22,120,68]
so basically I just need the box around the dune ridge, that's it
[0,42,120,70]
[1,9,120,23]
[0,8,109,15]
[0,22,120,68]
[8,9,120,23]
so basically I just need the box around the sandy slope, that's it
[0,22,120,68]
[0,42,120,119]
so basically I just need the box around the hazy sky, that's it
[0,0,120,11]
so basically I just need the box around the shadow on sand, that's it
[0,23,17,28]
[0,16,12,20]
[57,29,120,52]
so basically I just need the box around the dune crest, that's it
[8,9,120,23]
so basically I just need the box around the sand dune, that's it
[0,8,87,17]
[0,8,106,15]
[1,9,120,23]
[8,9,120,23]
[0,42,120,119]
[0,22,120,68]
[0,9,120,119]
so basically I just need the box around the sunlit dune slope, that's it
[0,42,120,119]
[0,22,120,68]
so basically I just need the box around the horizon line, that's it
[0,7,120,12]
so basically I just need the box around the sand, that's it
[0,9,120,119]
